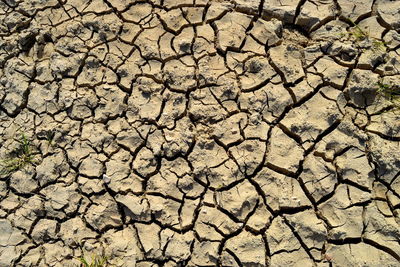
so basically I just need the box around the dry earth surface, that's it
[1,0,400,266]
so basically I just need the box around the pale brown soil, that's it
[1,0,400,266]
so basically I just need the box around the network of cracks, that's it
[0,0,400,266]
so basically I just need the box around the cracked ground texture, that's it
[0,0,400,266]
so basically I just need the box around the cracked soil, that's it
[1,0,400,266]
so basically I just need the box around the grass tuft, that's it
[343,18,386,52]
[77,254,108,267]
[374,81,400,112]
[0,132,37,176]
[45,130,56,147]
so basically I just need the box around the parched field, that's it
[1,0,400,266]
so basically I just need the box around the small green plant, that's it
[371,39,386,51]
[45,130,56,147]
[342,18,386,52]
[374,81,400,112]
[0,132,37,176]
[77,254,108,267]
[348,23,368,41]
